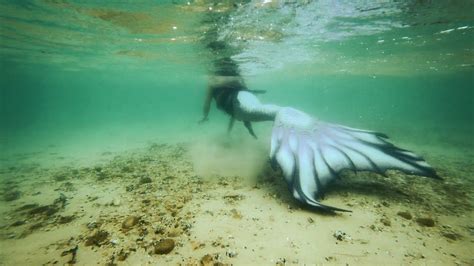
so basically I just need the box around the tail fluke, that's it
[270,107,440,212]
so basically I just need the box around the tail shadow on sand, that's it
[256,163,471,215]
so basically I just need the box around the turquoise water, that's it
[0,1,474,164]
[0,0,473,191]
[1,1,472,167]
[0,1,473,264]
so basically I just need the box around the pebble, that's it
[397,211,412,220]
[333,230,351,241]
[442,231,462,241]
[380,218,391,226]
[58,215,75,224]
[416,217,435,227]
[154,238,175,254]
[200,254,214,266]
[226,249,238,258]
[122,216,139,229]
[84,230,109,247]
[139,176,152,184]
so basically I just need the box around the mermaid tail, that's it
[230,91,440,212]
[269,107,440,212]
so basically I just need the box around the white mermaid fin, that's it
[270,107,440,212]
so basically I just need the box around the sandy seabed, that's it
[0,141,473,265]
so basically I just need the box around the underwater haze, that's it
[0,1,473,265]
[1,0,473,165]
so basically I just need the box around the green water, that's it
[0,0,473,168]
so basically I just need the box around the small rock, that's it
[325,256,336,262]
[58,215,75,224]
[139,176,152,184]
[226,250,238,258]
[117,249,129,261]
[230,209,242,219]
[380,218,391,226]
[200,254,214,266]
[154,238,175,254]
[333,230,351,241]
[122,216,139,229]
[397,211,412,220]
[276,258,287,266]
[442,232,462,241]
[85,230,109,247]
[416,217,435,227]
[307,217,314,224]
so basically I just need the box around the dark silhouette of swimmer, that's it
[199,75,265,138]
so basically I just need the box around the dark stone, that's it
[442,232,462,240]
[58,215,75,224]
[397,211,412,220]
[154,239,175,254]
[122,216,139,229]
[117,249,129,261]
[139,176,152,184]
[416,217,435,227]
[85,230,109,247]
[201,254,214,266]
[380,218,391,226]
